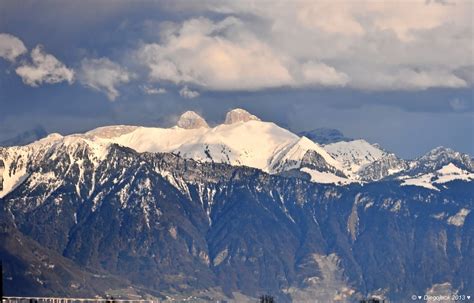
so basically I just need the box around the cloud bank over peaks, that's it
[2,1,473,96]
[0,33,27,62]
[15,45,74,86]
[136,17,349,91]
[79,57,133,101]
[136,0,471,91]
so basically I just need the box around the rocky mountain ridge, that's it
[0,109,473,302]
[1,109,472,196]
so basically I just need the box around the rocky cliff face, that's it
[1,143,472,302]
[410,146,474,175]
[176,111,209,129]
[358,153,409,181]
[224,108,261,124]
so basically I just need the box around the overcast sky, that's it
[0,0,472,158]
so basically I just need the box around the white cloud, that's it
[15,45,74,86]
[141,84,166,95]
[179,86,200,99]
[136,17,346,91]
[348,67,467,90]
[136,0,471,91]
[79,57,133,101]
[300,61,349,87]
[0,33,27,62]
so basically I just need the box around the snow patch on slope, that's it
[400,173,440,191]
[436,163,474,183]
[301,168,356,185]
[401,163,474,191]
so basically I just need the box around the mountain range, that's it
[1,109,473,302]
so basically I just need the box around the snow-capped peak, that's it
[177,111,209,129]
[324,139,387,177]
[415,146,473,173]
[224,108,261,124]
[420,146,456,161]
[269,136,342,173]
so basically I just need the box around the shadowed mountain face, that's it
[0,126,48,147]
[0,214,131,297]
[1,144,473,302]
[298,128,352,145]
